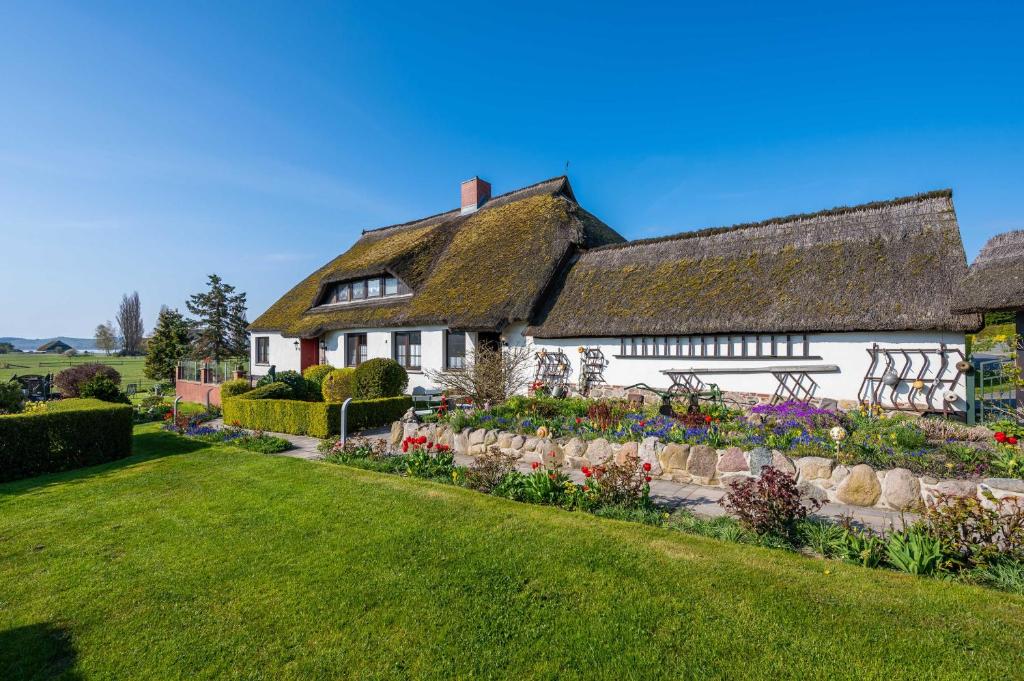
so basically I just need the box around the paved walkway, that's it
[211,420,906,530]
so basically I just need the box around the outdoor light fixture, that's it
[293,340,300,351]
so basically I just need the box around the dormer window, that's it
[318,275,411,307]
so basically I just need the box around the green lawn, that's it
[1,425,1021,679]
[0,354,149,388]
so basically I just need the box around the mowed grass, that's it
[1,425,1021,679]
[0,354,148,387]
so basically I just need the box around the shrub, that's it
[79,376,130,404]
[353,358,408,399]
[580,455,653,510]
[719,467,819,537]
[0,381,24,414]
[302,364,334,392]
[242,382,294,400]
[53,363,121,398]
[220,379,253,398]
[346,396,413,431]
[0,398,133,482]
[462,446,519,492]
[921,494,1024,567]
[274,370,311,401]
[223,397,335,437]
[321,368,355,402]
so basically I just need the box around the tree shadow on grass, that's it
[0,429,213,497]
[0,622,80,680]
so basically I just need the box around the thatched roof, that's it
[528,190,981,338]
[950,230,1024,313]
[250,177,625,336]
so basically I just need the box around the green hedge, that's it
[223,396,412,438]
[0,398,134,482]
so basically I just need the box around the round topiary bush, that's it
[302,364,334,390]
[79,376,130,404]
[220,379,253,399]
[321,368,355,402]
[272,370,311,400]
[352,358,408,399]
[54,363,122,398]
[0,381,24,414]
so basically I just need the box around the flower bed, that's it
[164,418,292,454]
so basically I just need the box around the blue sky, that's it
[2,1,1022,338]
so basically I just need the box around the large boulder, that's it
[563,438,588,468]
[536,441,565,469]
[796,456,834,481]
[389,421,404,447]
[453,430,470,455]
[484,430,499,447]
[982,478,1024,494]
[658,444,690,474]
[469,429,487,446]
[638,437,663,475]
[830,465,850,487]
[523,437,539,452]
[747,447,773,477]
[797,481,829,509]
[931,479,978,499]
[882,467,921,511]
[615,441,639,465]
[836,464,881,507]
[510,435,526,450]
[770,451,796,476]
[496,432,513,450]
[686,445,718,485]
[717,447,748,474]
[585,438,614,466]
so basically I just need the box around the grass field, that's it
[0,354,150,389]
[0,424,1021,679]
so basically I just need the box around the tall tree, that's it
[145,306,191,383]
[187,274,248,361]
[94,321,117,355]
[116,291,145,356]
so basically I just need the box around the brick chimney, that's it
[460,176,491,214]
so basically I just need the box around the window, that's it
[351,280,366,300]
[346,333,367,367]
[445,331,466,369]
[394,331,422,370]
[384,276,398,296]
[367,277,381,298]
[616,334,816,360]
[255,337,270,364]
[334,283,350,303]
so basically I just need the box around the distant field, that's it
[0,353,151,389]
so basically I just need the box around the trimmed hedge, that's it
[223,395,412,438]
[244,382,293,400]
[0,398,134,482]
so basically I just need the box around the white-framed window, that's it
[394,331,422,370]
[445,331,466,370]
[346,333,367,367]
[616,334,815,359]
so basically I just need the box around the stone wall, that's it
[390,421,1024,511]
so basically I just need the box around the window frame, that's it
[255,337,270,365]
[345,333,368,367]
[393,331,422,371]
[444,330,466,370]
[614,334,819,360]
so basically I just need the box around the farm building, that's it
[36,339,73,354]
[249,176,981,415]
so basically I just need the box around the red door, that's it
[300,338,319,372]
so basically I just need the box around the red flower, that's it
[549,473,556,480]
[402,442,409,453]
[639,420,647,427]
[416,436,427,444]
[995,432,1008,443]
[642,462,652,472]
[531,461,540,470]
[575,417,582,425]
[582,466,591,477]
[704,415,712,424]
[645,475,652,482]
[583,485,590,492]
[1010,436,1019,445]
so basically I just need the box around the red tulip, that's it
[704,415,712,424]
[642,462,652,472]
[645,475,652,482]
[581,466,591,476]
[531,461,540,470]
[1010,436,1019,445]
[995,432,1007,442]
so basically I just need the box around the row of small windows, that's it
[617,334,814,359]
[245,330,461,372]
[322,275,411,305]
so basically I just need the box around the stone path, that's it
[209,420,906,530]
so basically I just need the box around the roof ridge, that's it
[360,175,570,236]
[585,188,954,254]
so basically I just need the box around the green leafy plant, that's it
[220,379,253,398]
[403,436,455,480]
[991,446,1023,479]
[241,382,294,400]
[921,493,1024,568]
[885,529,947,575]
[972,560,1024,596]
[353,358,408,399]
[80,376,131,404]
[522,462,571,505]
[302,364,334,392]
[842,527,886,568]
[492,470,528,500]
[0,381,24,414]
[797,519,848,558]
[273,370,312,401]
[321,368,355,402]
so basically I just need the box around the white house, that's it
[249,176,981,416]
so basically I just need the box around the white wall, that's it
[321,325,450,392]
[249,332,301,378]
[511,328,969,410]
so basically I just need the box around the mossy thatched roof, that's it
[250,177,625,336]
[951,230,1024,313]
[528,190,981,338]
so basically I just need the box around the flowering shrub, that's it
[719,467,819,537]
[578,455,652,510]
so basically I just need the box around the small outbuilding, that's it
[36,339,73,354]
